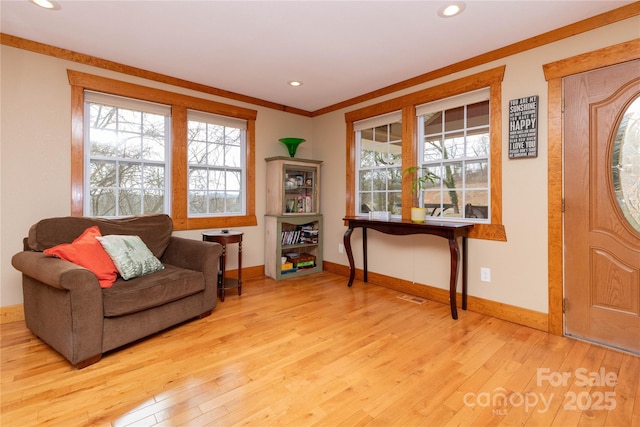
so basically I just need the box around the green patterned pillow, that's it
[96,235,164,280]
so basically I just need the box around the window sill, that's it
[468,223,507,241]
[172,215,257,231]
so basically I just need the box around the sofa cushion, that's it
[27,214,173,258]
[43,226,118,288]
[97,235,164,280]
[102,264,205,317]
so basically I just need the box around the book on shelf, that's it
[281,222,318,246]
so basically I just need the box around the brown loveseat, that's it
[11,214,222,368]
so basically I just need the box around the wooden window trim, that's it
[345,66,507,241]
[68,69,258,230]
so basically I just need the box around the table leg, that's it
[462,236,467,310]
[362,228,368,282]
[448,237,461,319]
[343,227,355,287]
[237,240,242,296]
[219,245,227,302]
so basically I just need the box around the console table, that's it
[342,216,473,319]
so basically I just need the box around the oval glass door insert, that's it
[612,95,640,232]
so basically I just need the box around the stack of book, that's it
[281,223,318,246]
[301,225,318,244]
[286,253,316,269]
[281,230,305,245]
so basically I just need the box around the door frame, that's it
[543,40,640,335]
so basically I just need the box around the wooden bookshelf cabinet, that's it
[265,156,322,215]
[264,156,323,280]
[265,214,323,280]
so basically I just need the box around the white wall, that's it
[314,17,639,314]
[2,16,638,311]
[0,46,313,306]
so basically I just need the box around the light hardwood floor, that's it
[2,272,639,426]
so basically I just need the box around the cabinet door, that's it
[283,165,318,214]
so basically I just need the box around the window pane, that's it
[225,192,242,213]
[359,170,372,191]
[189,191,206,214]
[226,127,241,145]
[466,131,490,158]
[189,121,207,142]
[188,140,207,165]
[189,168,207,190]
[90,129,118,156]
[372,192,387,212]
[187,111,247,217]
[388,167,402,190]
[423,138,444,161]
[86,95,169,218]
[90,160,116,188]
[208,169,224,191]
[443,132,465,160]
[445,106,465,132]
[465,190,489,219]
[226,170,241,191]
[442,189,463,218]
[119,110,141,133]
[418,95,491,223]
[208,194,225,213]
[144,190,165,214]
[359,193,372,213]
[467,101,489,128]
[89,104,116,130]
[356,115,402,215]
[120,135,142,159]
[207,125,224,144]
[389,191,401,215]
[226,145,242,167]
[89,189,115,216]
[119,190,142,216]
[424,111,442,136]
[465,160,488,189]
[145,165,165,190]
[360,146,377,168]
[143,136,165,161]
[119,163,141,188]
[208,143,224,166]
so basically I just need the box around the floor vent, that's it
[397,294,426,305]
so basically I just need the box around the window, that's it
[69,70,257,230]
[187,110,246,216]
[85,92,171,217]
[345,66,506,241]
[417,89,490,222]
[354,112,402,215]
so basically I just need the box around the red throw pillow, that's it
[43,226,118,288]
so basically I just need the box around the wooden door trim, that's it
[543,39,640,335]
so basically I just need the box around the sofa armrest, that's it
[12,251,102,292]
[161,237,222,297]
[161,236,222,272]
[11,251,104,367]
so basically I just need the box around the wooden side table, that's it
[202,230,243,302]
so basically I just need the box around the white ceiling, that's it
[1,0,633,112]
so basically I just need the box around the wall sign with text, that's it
[508,95,539,159]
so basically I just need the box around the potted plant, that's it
[402,166,437,223]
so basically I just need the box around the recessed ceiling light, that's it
[438,2,465,18]
[288,81,303,87]
[30,0,60,10]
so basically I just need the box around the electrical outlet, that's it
[480,267,491,282]
[338,243,344,254]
